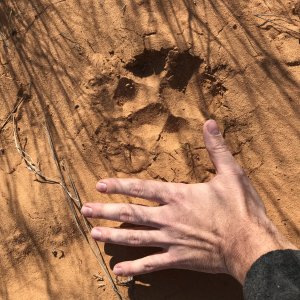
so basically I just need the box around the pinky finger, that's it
[113,251,171,277]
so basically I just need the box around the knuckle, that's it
[210,141,228,154]
[168,184,186,203]
[173,191,185,203]
[142,261,155,272]
[127,232,141,246]
[165,252,176,267]
[129,182,144,197]
[119,205,133,223]
[136,212,149,225]
[95,203,105,215]
[206,135,228,154]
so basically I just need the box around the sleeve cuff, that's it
[243,249,300,300]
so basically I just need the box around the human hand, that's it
[81,120,296,283]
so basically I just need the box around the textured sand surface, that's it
[0,0,299,299]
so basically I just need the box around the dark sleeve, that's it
[243,249,300,300]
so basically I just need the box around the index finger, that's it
[96,178,176,204]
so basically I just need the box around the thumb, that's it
[203,119,244,175]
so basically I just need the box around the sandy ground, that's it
[0,0,299,299]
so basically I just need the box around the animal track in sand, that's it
[124,48,171,77]
[163,115,189,133]
[81,50,228,178]
[164,49,203,92]
[113,77,137,106]
[125,48,203,92]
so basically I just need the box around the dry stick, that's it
[255,14,300,39]
[13,118,60,185]
[254,13,300,23]
[44,122,123,299]
[1,83,32,133]
[14,114,87,239]
[67,170,129,292]
[9,101,123,299]
[68,170,133,288]
[1,96,26,134]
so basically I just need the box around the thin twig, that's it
[1,85,31,134]
[13,117,60,184]
[6,94,123,299]
[44,120,123,300]
[59,33,78,44]
[1,97,24,133]
[67,169,123,295]
[255,14,300,39]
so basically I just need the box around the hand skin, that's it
[81,119,297,284]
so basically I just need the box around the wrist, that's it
[225,220,297,284]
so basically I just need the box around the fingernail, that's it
[206,119,221,136]
[81,206,93,217]
[113,265,123,276]
[96,182,107,192]
[91,228,102,239]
